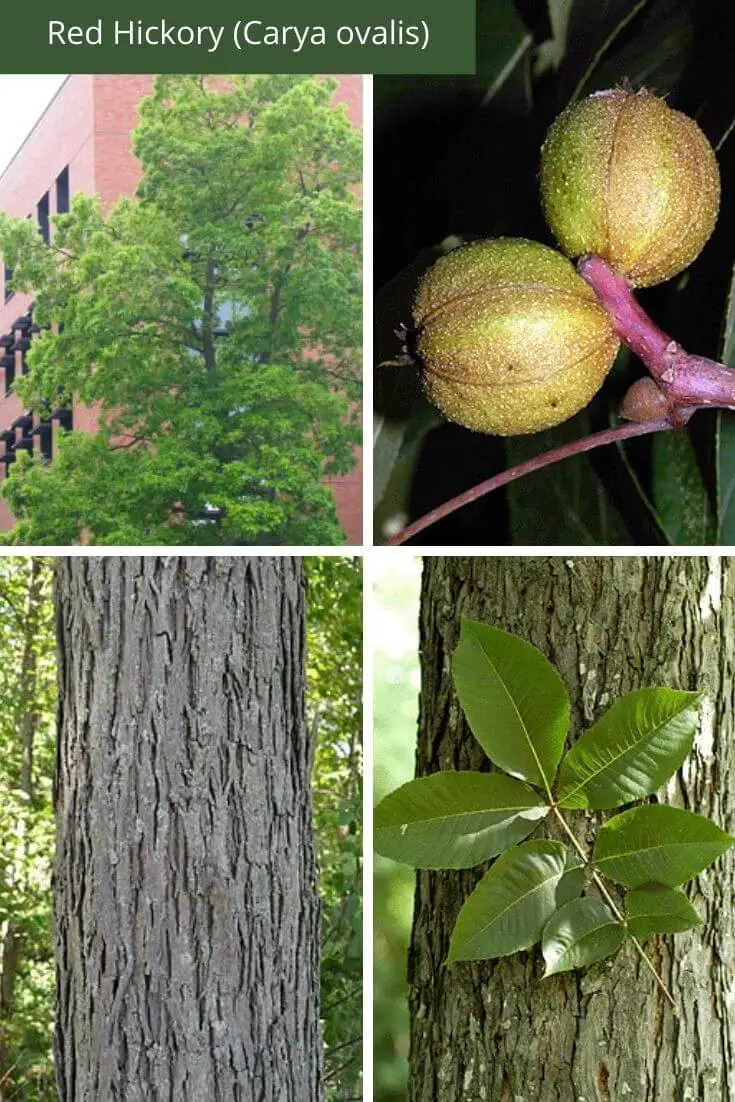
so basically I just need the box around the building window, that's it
[3,265,12,304]
[37,192,50,244]
[56,166,70,214]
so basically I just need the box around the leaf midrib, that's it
[474,628,550,792]
[457,863,562,954]
[597,837,727,866]
[559,703,692,803]
[377,803,546,831]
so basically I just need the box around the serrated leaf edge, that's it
[557,690,701,808]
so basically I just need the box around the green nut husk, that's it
[540,87,720,288]
[413,237,620,436]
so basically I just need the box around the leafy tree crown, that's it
[0,74,361,545]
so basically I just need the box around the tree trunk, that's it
[54,557,322,1102]
[409,556,735,1102]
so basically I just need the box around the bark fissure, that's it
[54,557,322,1101]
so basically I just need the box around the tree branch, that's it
[201,260,217,375]
[578,255,735,409]
[385,418,672,545]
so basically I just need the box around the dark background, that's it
[374,0,735,545]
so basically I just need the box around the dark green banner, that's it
[4,0,476,74]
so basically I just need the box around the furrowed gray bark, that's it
[410,557,735,1102]
[54,557,322,1102]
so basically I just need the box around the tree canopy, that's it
[0,74,362,545]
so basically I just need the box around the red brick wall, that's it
[0,73,362,543]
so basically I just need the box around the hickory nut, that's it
[413,237,620,435]
[540,87,720,288]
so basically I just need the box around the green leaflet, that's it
[374,771,548,869]
[453,618,569,792]
[557,688,701,810]
[626,884,702,938]
[448,840,566,962]
[542,897,625,975]
[556,852,586,907]
[594,804,735,888]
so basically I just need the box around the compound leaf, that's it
[374,771,548,869]
[594,804,735,888]
[447,840,567,962]
[557,688,701,810]
[453,618,569,792]
[542,897,625,976]
[626,884,702,938]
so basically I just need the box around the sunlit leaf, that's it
[557,688,700,809]
[594,804,735,888]
[447,840,567,962]
[453,618,569,792]
[374,771,548,868]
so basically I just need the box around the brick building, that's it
[0,74,362,542]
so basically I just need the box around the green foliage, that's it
[447,840,568,963]
[375,0,735,545]
[556,687,700,809]
[306,557,362,1100]
[0,559,56,1100]
[542,897,624,976]
[593,804,735,888]
[626,884,702,938]
[374,618,733,983]
[374,772,547,868]
[0,75,361,545]
[453,618,569,791]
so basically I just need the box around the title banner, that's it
[3,0,476,74]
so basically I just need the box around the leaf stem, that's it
[550,805,677,1012]
[384,418,672,545]
[578,256,735,410]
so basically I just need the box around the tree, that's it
[54,558,322,1099]
[0,559,55,1101]
[409,557,735,1101]
[0,75,361,546]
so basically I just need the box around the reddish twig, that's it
[578,255,735,410]
[383,255,735,545]
[384,418,672,545]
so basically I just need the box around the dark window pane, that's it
[37,192,50,244]
[56,166,70,214]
